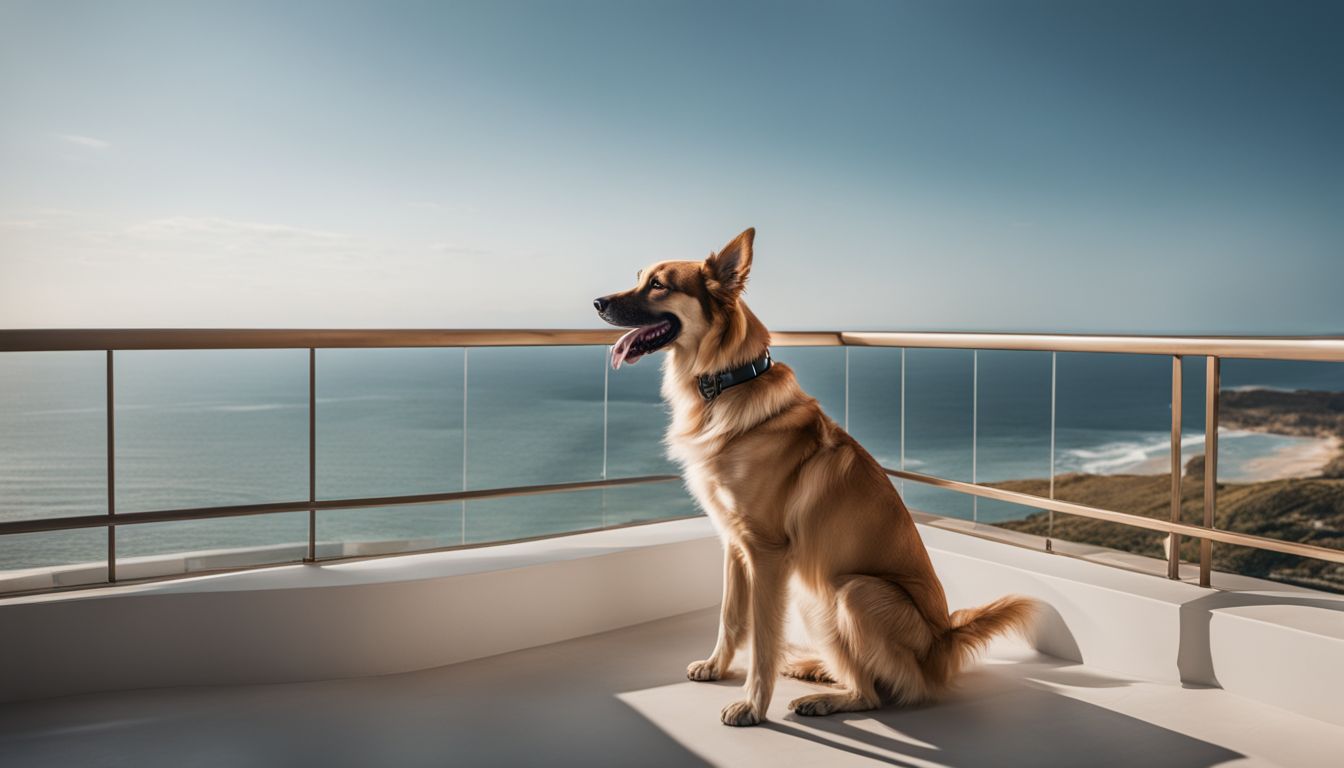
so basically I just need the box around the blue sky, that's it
[1,0,1340,332]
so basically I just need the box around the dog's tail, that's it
[921,595,1037,689]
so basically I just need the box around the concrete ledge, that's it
[915,516,1344,727]
[0,519,723,704]
[3,514,1341,728]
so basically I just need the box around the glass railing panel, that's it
[0,529,107,592]
[465,346,605,490]
[0,352,106,523]
[772,346,845,424]
[312,347,468,557]
[114,350,308,513]
[604,350,677,478]
[317,503,465,557]
[1204,542,1341,594]
[315,348,464,500]
[1039,353,1203,560]
[464,488,605,544]
[847,347,903,470]
[975,350,1051,526]
[900,348,974,520]
[1210,359,1344,592]
[598,481,697,527]
[115,512,307,578]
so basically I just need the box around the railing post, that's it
[899,348,906,494]
[1167,355,1183,579]
[601,346,610,527]
[106,350,116,583]
[306,347,316,562]
[461,348,469,545]
[971,349,978,522]
[1201,356,1220,587]
[1047,351,1056,553]
[843,346,850,432]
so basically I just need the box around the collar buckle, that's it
[697,372,723,401]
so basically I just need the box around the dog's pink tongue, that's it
[610,327,644,370]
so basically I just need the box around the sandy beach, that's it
[1129,431,1340,482]
[1242,435,1342,481]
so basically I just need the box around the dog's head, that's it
[594,228,755,369]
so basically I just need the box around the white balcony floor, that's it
[1,607,1341,768]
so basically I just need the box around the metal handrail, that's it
[5,328,1343,357]
[842,331,1344,362]
[3,327,1343,593]
[0,328,843,351]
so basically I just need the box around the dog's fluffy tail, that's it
[921,595,1037,689]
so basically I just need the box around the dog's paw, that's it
[789,693,842,717]
[686,659,723,682]
[720,700,762,727]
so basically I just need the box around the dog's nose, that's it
[593,296,610,313]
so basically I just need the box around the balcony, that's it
[2,329,1343,765]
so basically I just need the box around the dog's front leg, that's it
[688,543,748,682]
[720,547,787,727]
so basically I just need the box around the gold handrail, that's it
[842,331,1344,362]
[5,327,1341,359]
[0,328,842,351]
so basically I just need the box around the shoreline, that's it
[1241,434,1342,482]
[1121,430,1340,482]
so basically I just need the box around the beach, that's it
[1242,435,1342,481]
[1126,430,1341,482]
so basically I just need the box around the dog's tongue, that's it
[610,326,646,370]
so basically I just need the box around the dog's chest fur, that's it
[659,363,783,544]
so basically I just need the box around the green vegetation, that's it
[994,462,1344,593]
[992,389,1344,594]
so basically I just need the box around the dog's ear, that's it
[705,228,754,299]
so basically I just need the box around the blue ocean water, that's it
[1,346,1341,574]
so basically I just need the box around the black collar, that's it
[697,351,772,402]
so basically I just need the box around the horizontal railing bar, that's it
[845,332,1344,362]
[0,329,842,352]
[6,328,1341,359]
[0,474,680,535]
[886,468,1344,566]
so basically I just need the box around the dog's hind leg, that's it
[789,575,935,716]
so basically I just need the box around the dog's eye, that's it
[649,278,667,291]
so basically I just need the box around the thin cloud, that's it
[114,214,412,274]
[56,134,111,150]
[408,201,479,215]
[431,242,496,257]
[127,216,352,244]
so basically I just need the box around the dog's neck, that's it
[660,300,773,441]
[674,300,771,382]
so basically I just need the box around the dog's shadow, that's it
[751,660,1242,768]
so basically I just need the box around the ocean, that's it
[2,345,1342,575]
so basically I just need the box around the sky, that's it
[1,0,1341,333]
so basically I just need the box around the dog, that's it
[594,228,1035,727]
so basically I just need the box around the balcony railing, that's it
[2,328,1342,595]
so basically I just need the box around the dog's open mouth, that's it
[610,316,680,369]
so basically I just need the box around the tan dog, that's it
[594,228,1035,727]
